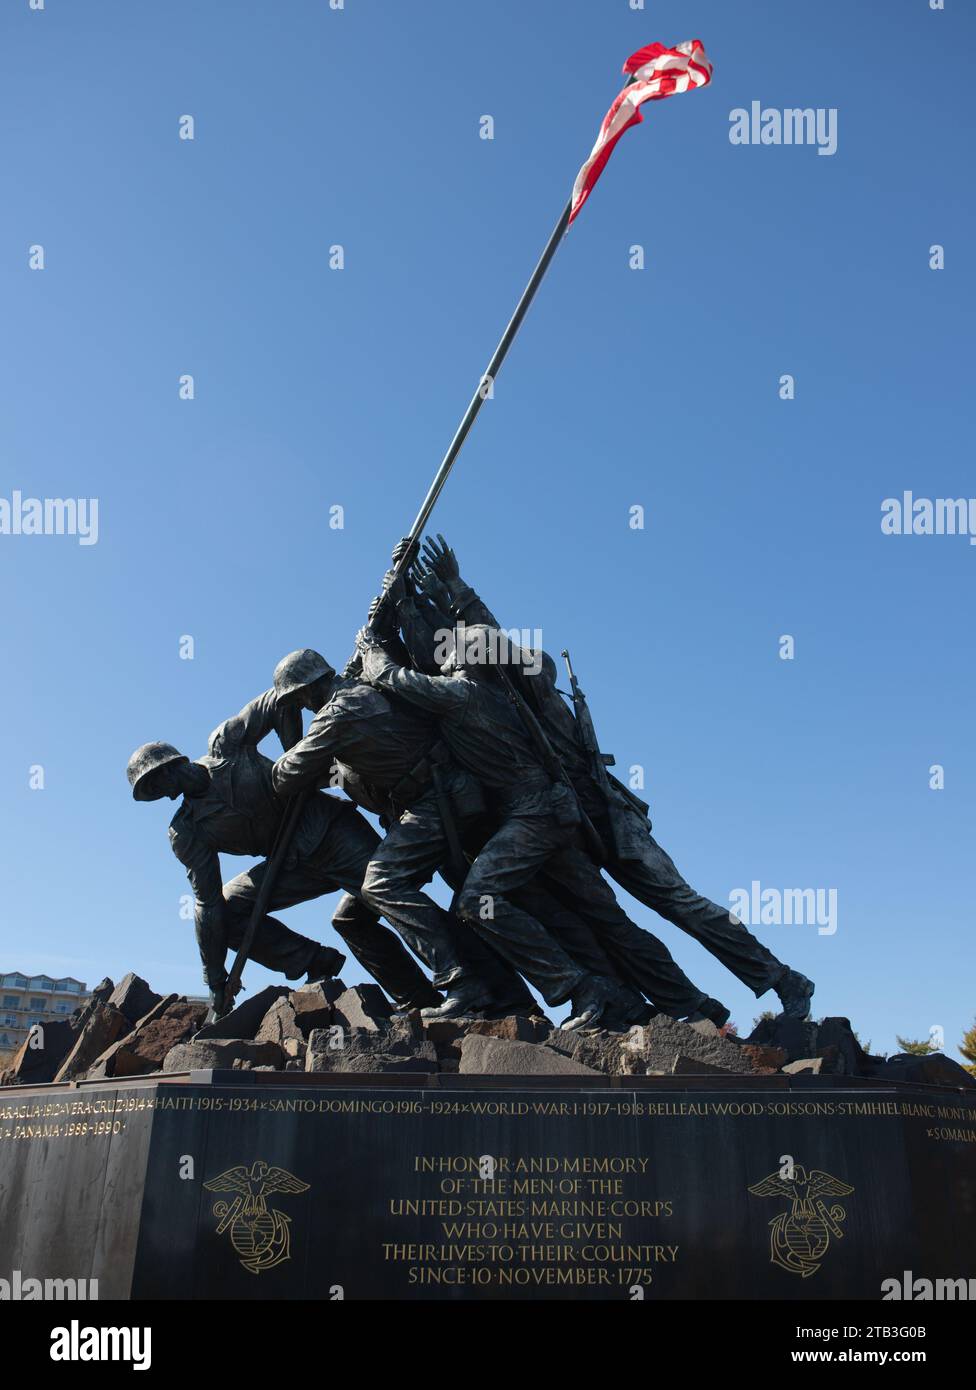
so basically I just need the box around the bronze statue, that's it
[127,535,814,1031]
[413,536,816,1021]
[126,687,440,1016]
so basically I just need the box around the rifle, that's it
[562,648,618,793]
[429,759,469,883]
[207,790,308,1022]
[494,664,608,864]
[561,649,651,861]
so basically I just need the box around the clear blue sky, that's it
[2,0,972,1060]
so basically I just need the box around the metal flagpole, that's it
[379,72,640,598]
[401,198,572,548]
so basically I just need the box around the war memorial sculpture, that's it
[1,32,973,1310]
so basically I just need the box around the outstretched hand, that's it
[422,533,460,583]
[412,556,452,611]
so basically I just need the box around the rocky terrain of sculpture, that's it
[2,971,972,1089]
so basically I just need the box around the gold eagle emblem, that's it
[204,1159,310,1274]
[748,1163,854,1277]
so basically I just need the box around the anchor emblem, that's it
[748,1162,854,1277]
[204,1159,310,1274]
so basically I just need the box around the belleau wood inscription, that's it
[1,1074,974,1301]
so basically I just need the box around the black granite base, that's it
[2,1071,974,1300]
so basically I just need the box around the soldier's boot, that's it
[599,985,654,1033]
[774,969,815,1020]
[684,995,731,1029]
[483,987,541,1019]
[420,976,495,1021]
[561,975,635,1032]
[390,985,444,1018]
[305,946,346,983]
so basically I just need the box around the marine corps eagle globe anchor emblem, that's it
[748,1163,854,1277]
[204,1160,310,1274]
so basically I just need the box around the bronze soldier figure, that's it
[126,685,440,1015]
[269,649,539,1021]
[417,536,815,1020]
[372,549,728,1029]
[354,618,726,1030]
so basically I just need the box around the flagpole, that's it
[401,196,572,549]
[382,70,641,587]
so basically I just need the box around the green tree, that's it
[959,1018,976,1077]
[895,1035,936,1056]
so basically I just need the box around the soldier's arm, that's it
[359,638,467,714]
[420,535,498,627]
[168,822,228,993]
[271,709,343,797]
[366,575,414,669]
[337,766,394,820]
[450,583,497,628]
[422,537,559,714]
[275,699,304,752]
[208,689,291,758]
[381,626,414,670]
[396,590,451,674]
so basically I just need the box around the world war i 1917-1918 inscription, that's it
[3,1069,975,1302]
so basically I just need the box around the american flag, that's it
[569,40,713,224]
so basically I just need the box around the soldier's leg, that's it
[360,792,533,1007]
[507,877,650,1024]
[436,823,539,1012]
[301,802,446,1005]
[222,863,325,980]
[539,845,720,1020]
[511,878,621,979]
[358,797,470,989]
[609,836,786,997]
[330,891,441,1011]
[455,814,587,1007]
[221,811,442,1004]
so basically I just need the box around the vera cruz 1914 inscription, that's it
[3,1074,974,1301]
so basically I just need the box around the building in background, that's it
[0,971,90,1064]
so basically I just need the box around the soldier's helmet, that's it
[506,642,557,684]
[447,624,529,672]
[440,623,488,674]
[273,648,336,703]
[126,742,188,801]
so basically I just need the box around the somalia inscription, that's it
[2,1079,974,1300]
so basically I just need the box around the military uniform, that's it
[358,637,713,1018]
[444,580,790,999]
[167,689,438,1008]
[271,677,533,1007]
